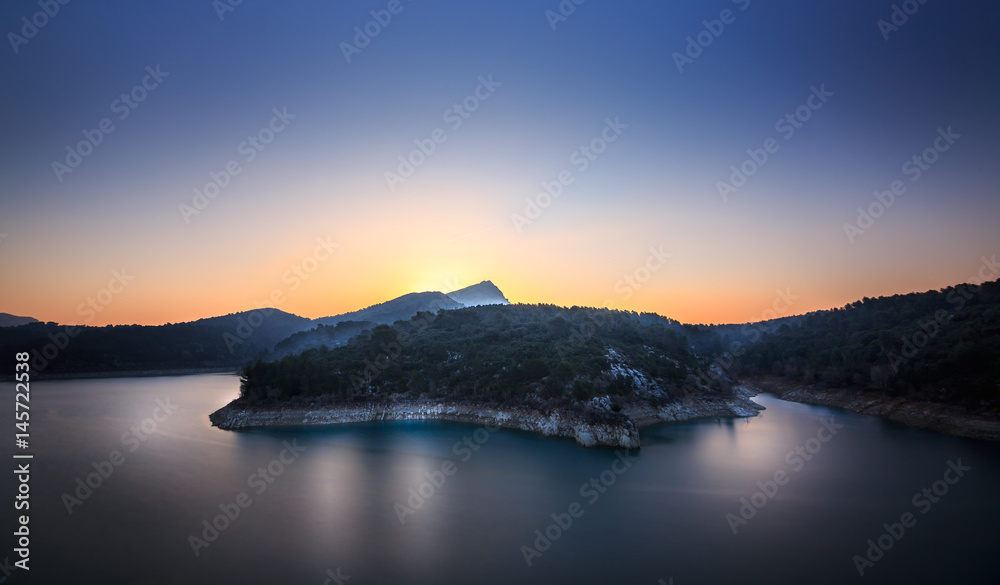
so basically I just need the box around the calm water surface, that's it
[2,374,998,584]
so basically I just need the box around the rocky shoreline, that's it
[749,376,1000,442]
[209,386,764,448]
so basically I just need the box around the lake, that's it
[2,374,999,584]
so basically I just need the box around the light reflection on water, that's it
[2,375,998,585]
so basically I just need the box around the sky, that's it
[1,0,998,326]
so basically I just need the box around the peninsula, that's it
[209,304,763,448]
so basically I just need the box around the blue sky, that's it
[1,0,998,325]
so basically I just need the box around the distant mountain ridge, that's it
[0,313,38,327]
[285,281,511,361]
[445,280,510,307]
[0,281,513,375]
[0,309,313,376]
[316,291,463,327]
[316,281,509,327]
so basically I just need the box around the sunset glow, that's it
[2,1,997,326]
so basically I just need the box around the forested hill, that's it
[239,304,727,407]
[0,309,313,376]
[737,279,1000,407]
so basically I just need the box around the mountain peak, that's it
[446,281,510,307]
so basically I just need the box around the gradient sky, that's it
[1,0,998,326]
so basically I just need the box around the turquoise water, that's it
[2,374,998,584]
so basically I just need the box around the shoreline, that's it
[209,385,765,448]
[748,376,1000,442]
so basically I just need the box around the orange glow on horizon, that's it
[3,174,996,328]
[8,270,986,328]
